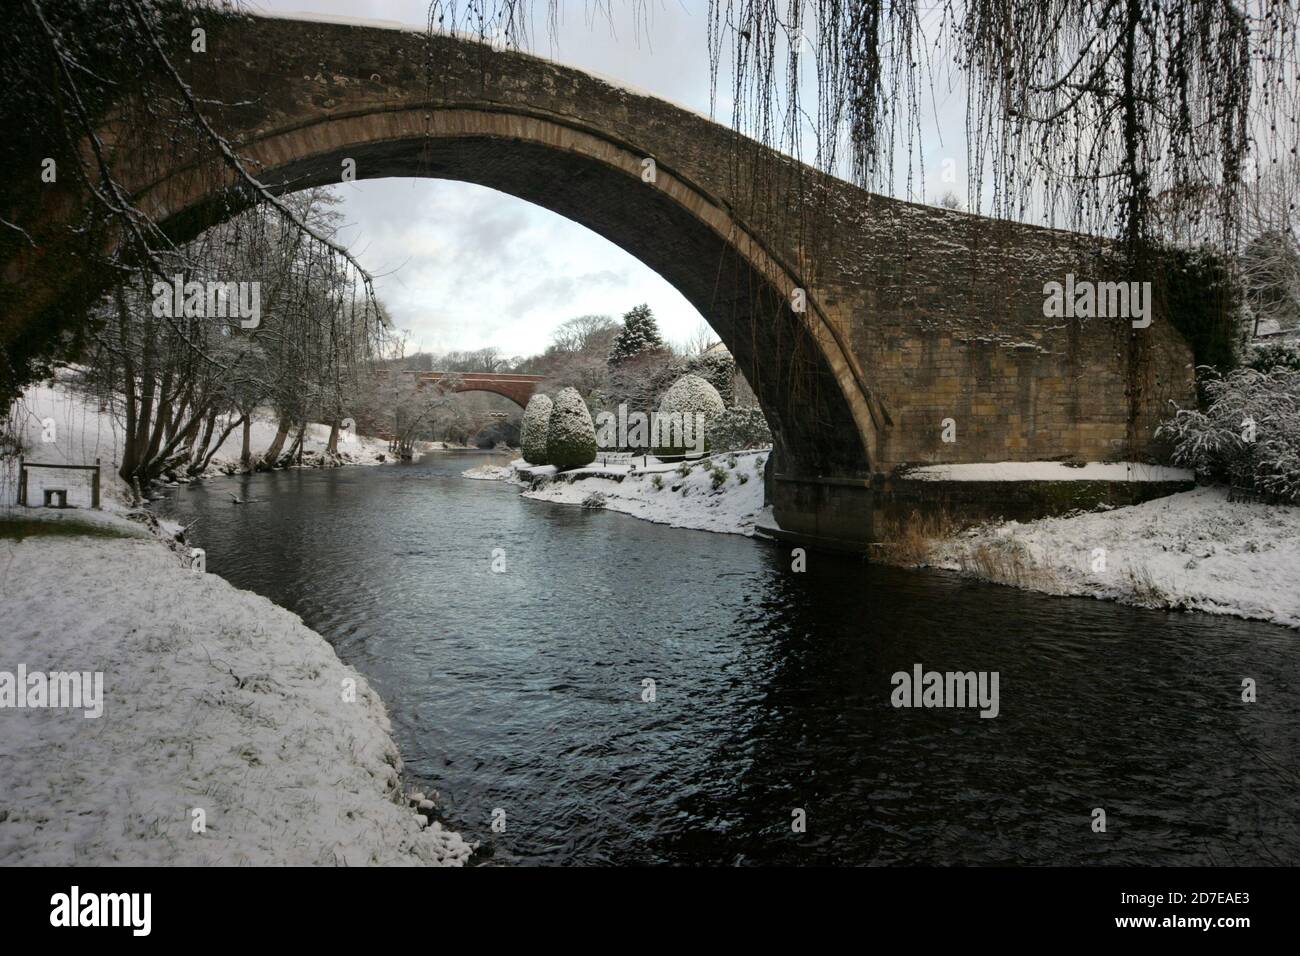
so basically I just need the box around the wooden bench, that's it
[17,458,101,509]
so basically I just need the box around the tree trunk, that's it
[240,415,253,472]
[259,418,291,470]
[116,287,139,483]
[140,367,173,475]
[190,407,219,469]
[283,421,307,465]
[141,399,211,483]
[195,413,246,475]
[127,310,158,480]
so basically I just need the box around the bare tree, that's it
[1,0,379,405]
[81,189,385,485]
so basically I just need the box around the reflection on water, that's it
[151,452,1300,865]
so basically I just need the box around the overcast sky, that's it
[254,1,968,357]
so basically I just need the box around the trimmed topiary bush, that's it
[546,387,597,470]
[709,405,773,451]
[684,349,736,405]
[657,373,726,455]
[520,393,553,465]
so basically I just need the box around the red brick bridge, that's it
[383,370,544,408]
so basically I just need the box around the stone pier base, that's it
[763,466,1194,553]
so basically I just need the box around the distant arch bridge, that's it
[382,370,544,408]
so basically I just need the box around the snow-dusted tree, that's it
[685,320,720,357]
[607,304,667,366]
[658,374,726,454]
[523,315,618,397]
[369,371,464,459]
[545,387,596,470]
[602,306,677,434]
[1240,159,1300,337]
[72,188,383,488]
[551,314,620,355]
[520,393,553,465]
[1157,366,1300,502]
[1241,231,1300,337]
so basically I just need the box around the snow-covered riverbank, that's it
[0,508,474,865]
[923,486,1300,630]
[466,450,769,535]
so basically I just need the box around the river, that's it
[150,451,1300,865]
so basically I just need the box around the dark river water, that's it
[151,451,1299,865]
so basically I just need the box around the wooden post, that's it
[92,459,101,509]
[17,456,25,506]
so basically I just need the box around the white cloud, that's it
[330,178,703,357]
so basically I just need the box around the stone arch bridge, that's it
[380,370,543,408]
[3,12,1197,547]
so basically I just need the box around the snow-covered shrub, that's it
[684,349,736,405]
[709,464,728,490]
[657,374,726,454]
[708,405,772,451]
[520,393,553,465]
[545,387,597,470]
[581,491,606,510]
[651,474,664,491]
[1156,366,1300,502]
[1246,340,1300,373]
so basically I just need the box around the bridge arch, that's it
[136,102,879,487]
[395,371,544,410]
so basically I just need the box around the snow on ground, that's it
[461,462,515,481]
[0,510,474,865]
[493,450,769,535]
[927,486,1300,629]
[907,461,1192,482]
[3,374,394,510]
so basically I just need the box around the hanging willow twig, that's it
[707,0,1298,258]
[0,0,387,403]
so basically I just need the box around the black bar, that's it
[0,866,1285,942]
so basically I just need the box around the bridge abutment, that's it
[761,452,1194,553]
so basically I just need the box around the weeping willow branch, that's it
[706,0,1297,255]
